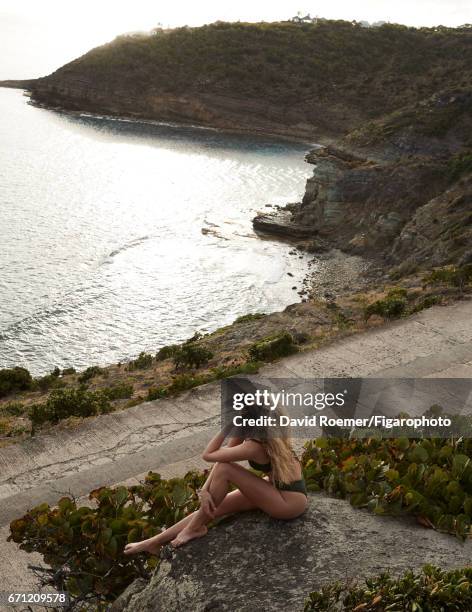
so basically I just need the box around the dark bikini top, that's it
[248,439,302,476]
[248,458,272,472]
[248,439,272,472]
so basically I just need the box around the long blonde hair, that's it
[257,408,298,484]
[262,436,297,484]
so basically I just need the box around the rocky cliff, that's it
[4,21,471,273]
[254,88,472,273]
[18,21,472,142]
[111,494,472,612]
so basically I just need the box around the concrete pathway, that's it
[1,297,472,596]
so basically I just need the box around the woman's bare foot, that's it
[170,525,207,548]
[123,539,162,556]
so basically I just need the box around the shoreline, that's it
[0,86,368,379]
[26,95,327,148]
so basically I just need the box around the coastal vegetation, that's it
[304,565,472,611]
[25,21,472,141]
[9,470,206,606]
[1,271,468,444]
[10,431,472,608]
[302,432,472,540]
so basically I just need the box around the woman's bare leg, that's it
[123,489,255,555]
[171,462,307,547]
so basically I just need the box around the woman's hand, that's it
[198,489,216,518]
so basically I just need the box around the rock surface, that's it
[112,494,472,612]
[254,142,472,271]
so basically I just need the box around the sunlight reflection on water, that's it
[0,89,314,375]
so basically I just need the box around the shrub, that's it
[61,367,77,376]
[0,367,33,398]
[147,386,169,401]
[102,383,134,401]
[78,366,106,383]
[210,361,261,379]
[168,372,209,393]
[0,401,25,417]
[29,387,112,430]
[155,344,180,361]
[447,151,472,182]
[423,264,472,292]
[248,332,297,362]
[364,287,408,320]
[233,313,266,324]
[302,435,472,539]
[8,470,205,608]
[304,565,472,611]
[0,417,12,435]
[126,352,154,371]
[409,294,442,314]
[173,343,213,369]
[36,373,66,393]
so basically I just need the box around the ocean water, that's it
[0,88,314,376]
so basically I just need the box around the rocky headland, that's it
[1,20,472,445]
[253,89,472,276]
[111,495,472,612]
[4,21,469,278]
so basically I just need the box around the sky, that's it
[1,0,472,80]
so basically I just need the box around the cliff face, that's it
[25,21,472,141]
[16,21,472,273]
[111,494,472,612]
[29,84,349,140]
[254,88,472,271]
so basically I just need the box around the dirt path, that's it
[1,297,472,596]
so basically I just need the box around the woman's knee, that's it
[213,461,236,477]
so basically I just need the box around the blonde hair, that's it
[262,436,297,484]
[257,408,298,484]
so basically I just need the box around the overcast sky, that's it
[1,0,472,79]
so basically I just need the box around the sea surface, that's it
[0,88,314,375]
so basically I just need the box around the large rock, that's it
[112,494,472,612]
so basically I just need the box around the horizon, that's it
[1,0,472,80]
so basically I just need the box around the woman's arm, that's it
[199,433,243,493]
[202,430,259,463]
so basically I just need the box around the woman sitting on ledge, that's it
[124,415,307,552]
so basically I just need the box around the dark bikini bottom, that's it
[275,478,307,496]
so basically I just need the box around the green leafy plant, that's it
[102,383,134,401]
[173,343,213,369]
[302,435,472,539]
[61,367,77,376]
[408,294,442,314]
[29,387,112,431]
[447,151,472,182]
[0,367,33,398]
[126,352,154,371]
[248,332,297,362]
[155,344,180,361]
[77,365,106,383]
[304,565,472,611]
[145,361,261,401]
[35,373,67,393]
[147,386,169,401]
[364,287,408,320]
[0,401,25,417]
[423,264,472,292]
[8,470,206,608]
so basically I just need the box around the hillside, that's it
[26,20,472,140]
